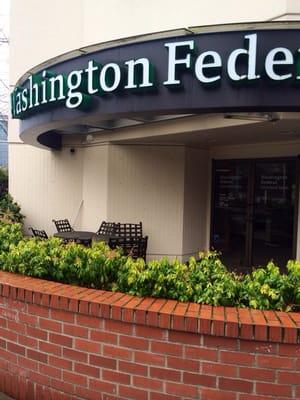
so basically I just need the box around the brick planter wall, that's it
[0,271,299,400]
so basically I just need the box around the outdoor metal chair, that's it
[115,222,143,238]
[109,235,148,261]
[52,219,73,233]
[96,221,118,236]
[29,227,48,239]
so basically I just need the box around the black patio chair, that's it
[29,227,48,239]
[52,219,73,233]
[115,221,143,238]
[96,221,118,236]
[109,235,148,261]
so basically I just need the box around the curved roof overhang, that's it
[12,21,300,150]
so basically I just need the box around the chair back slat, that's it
[96,221,118,236]
[52,219,73,232]
[29,227,48,239]
[109,235,148,261]
[115,222,143,238]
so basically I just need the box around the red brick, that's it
[240,340,277,354]
[76,314,101,328]
[63,370,87,387]
[90,330,117,344]
[89,355,116,370]
[49,332,72,347]
[39,341,61,356]
[220,351,254,365]
[28,370,50,386]
[63,348,87,363]
[202,362,238,377]
[135,325,165,340]
[219,377,253,393]
[278,343,300,356]
[134,297,156,325]
[0,327,17,342]
[133,375,163,391]
[203,336,238,350]
[27,349,48,363]
[18,334,38,349]
[256,382,292,397]
[17,356,38,371]
[119,335,149,350]
[7,342,25,356]
[150,367,181,382]
[239,395,278,400]
[39,318,62,332]
[75,339,100,353]
[278,371,300,384]
[168,331,200,345]
[105,319,133,335]
[39,364,61,380]
[49,356,72,371]
[257,355,294,370]
[75,386,101,400]
[26,326,47,340]
[185,346,218,361]
[150,394,181,400]
[63,323,89,338]
[183,372,216,387]
[166,382,199,398]
[51,309,74,323]
[151,341,183,356]
[201,388,236,400]
[51,378,75,395]
[28,304,49,318]
[239,367,275,382]
[7,320,25,334]
[89,379,117,395]
[102,370,130,385]
[74,362,99,378]
[103,344,132,360]
[119,360,148,376]
[119,385,147,400]
[135,351,165,366]
[167,356,199,372]
[145,298,166,326]
[172,302,189,331]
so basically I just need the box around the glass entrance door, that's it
[211,158,298,272]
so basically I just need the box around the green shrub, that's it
[0,235,124,290]
[0,221,298,311]
[189,251,240,306]
[0,194,25,224]
[286,260,300,306]
[0,221,23,255]
[116,251,239,305]
[239,262,290,310]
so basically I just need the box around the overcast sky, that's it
[0,0,9,116]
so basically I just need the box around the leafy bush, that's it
[239,262,290,310]
[0,234,124,290]
[285,260,300,306]
[0,194,25,224]
[0,222,23,255]
[0,221,298,311]
[116,251,239,305]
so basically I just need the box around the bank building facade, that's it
[9,0,300,272]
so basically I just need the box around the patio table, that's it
[54,231,97,245]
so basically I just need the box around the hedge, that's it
[0,222,299,311]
